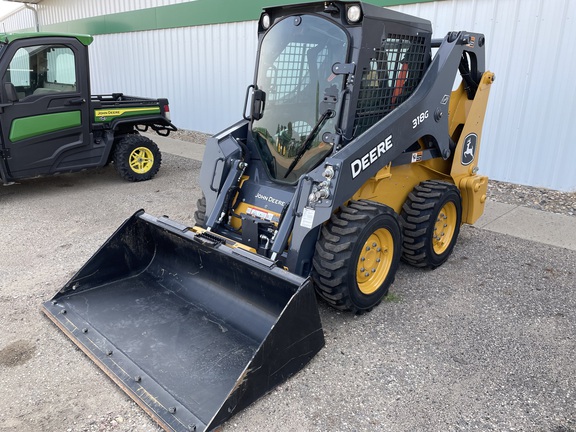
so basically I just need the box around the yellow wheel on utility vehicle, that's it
[129,147,154,174]
[432,201,458,255]
[113,135,161,182]
[356,228,394,295]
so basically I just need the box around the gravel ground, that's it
[1,136,575,432]
[488,181,576,217]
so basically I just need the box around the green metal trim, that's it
[9,111,82,142]
[94,106,161,123]
[0,32,93,46]
[35,0,435,35]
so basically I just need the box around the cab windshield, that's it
[252,15,348,183]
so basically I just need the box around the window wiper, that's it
[283,109,334,179]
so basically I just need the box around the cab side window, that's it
[4,44,77,99]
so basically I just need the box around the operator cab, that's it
[246,1,432,185]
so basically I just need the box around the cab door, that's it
[0,36,91,181]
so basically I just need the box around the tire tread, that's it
[399,180,461,268]
[312,200,401,313]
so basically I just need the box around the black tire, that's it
[312,200,402,313]
[113,135,161,181]
[194,194,207,227]
[400,180,462,268]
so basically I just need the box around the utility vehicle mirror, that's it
[4,82,18,103]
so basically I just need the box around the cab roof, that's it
[263,1,432,33]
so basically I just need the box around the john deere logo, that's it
[461,133,477,166]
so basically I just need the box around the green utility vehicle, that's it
[0,32,175,184]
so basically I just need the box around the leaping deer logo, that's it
[463,139,474,158]
[461,134,477,166]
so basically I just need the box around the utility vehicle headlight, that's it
[262,13,271,29]
[346,5,362,23]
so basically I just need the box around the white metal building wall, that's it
[389,0,576,191]
[88,22,258,135]
[0,0,192,32]
[1,0,575,191]
[1,6,35,31]
[35,0,190,24]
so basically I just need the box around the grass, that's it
[384,292,402,303]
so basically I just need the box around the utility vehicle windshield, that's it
[252,15,348,183]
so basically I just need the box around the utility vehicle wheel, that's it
[312,200,402,313]
[194,194,207,227]
[400,180,462,268]
[113,135,161,181]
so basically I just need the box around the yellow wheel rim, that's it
[129,147,154,174]
[356,228,394,295]
[432,201,457,255]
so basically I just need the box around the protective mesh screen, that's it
[268,42,327,102]
[353,34,428,136]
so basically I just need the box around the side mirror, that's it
[251,89,266,121]
[5,82,18,103]
[243,85,266,121]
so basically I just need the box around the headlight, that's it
[261,13,271,29]
[346,5,362,23]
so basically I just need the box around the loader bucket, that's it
[42,211,324,432]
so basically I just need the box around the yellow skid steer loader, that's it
[43,2,494,431]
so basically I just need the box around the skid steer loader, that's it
[43,2,494,431]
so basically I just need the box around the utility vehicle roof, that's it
[0,32,93,46]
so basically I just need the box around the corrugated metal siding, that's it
[1,0,191,30]
[0,7,35,32]
[390,0,576,190]
[89,21,258,135]
[1,0,190,32]
[37,0,190,24]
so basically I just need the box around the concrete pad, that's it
[143,132,205,161]
[473,200,517,228]
[477,203,576,251]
